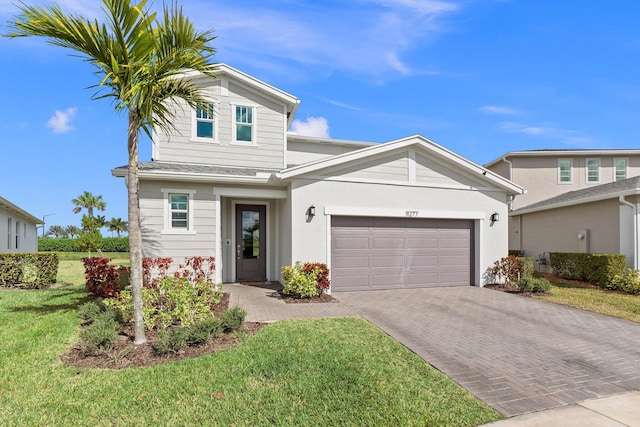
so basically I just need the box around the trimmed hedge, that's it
[0,253,59,287]
[38,237,129,252]
[508,249,525,257]
[549,252,626,288]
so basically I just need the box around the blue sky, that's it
[1,0,640,232]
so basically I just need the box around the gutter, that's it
[502,156,515,211]
[619,195,639,269]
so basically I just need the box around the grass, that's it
[534,279,640,323]
[1,254,501,425]
[54,252,129,286]
[0,286,502,426]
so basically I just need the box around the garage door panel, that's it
[332,216,472,291]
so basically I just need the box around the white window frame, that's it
[162,188,196,235]
[558,158,573,184]
[15,221,20,249]
[231,104,258,146]
[190,101,219,143]
[614,157,628,182]
[586,158,600,184]
[7,218,11,250]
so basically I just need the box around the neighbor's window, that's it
[558,159,572,183]
[586,158,600,183]
[7,218,11,249]
[234,105,254,143]
[192,102,217,141]
[170,194,189,229]
[15,221,20,249]
[615,158,628,181]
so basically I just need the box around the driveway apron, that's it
[333,286,640,417]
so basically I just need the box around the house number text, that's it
[405,210,419,217]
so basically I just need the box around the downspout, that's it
[619,195,638,269]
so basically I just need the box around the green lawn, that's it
[534,279,640,323]
[0,257,502,426]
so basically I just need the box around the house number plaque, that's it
[405,210,418,217]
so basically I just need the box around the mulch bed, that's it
[278,291,337,304]
[484,273,599,297]
[61,293,267,370]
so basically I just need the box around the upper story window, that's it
[162,188,196,234]
[233,105,255,144]
[558,158,572,184]
[192,102,217,142]
[614,158,628,181]
[586,158,600,183]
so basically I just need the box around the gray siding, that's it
[287,140,369,166]
[154,76,287,169]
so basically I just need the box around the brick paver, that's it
[228,283,640,417]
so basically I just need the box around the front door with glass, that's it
[235,204,266,281]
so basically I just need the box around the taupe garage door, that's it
[331,216,473,291]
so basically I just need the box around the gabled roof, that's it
[0,196,42,224]
[183,63,301,127]
[281,135,525,195]
[512,176,640,215]
[484,148,640,169]
[112,162,281,184]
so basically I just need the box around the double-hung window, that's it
[192,102,217,142]
[233,105,255,143]
[558,159,572,183]
[7,218,11,250]
[162,189,196,234]
[586,158,600,183]
[614,158,628,181]
[15,221,20,249]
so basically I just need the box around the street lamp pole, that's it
[41,214,55,237]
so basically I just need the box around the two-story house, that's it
[0,196,42,253]
[113,64,524,291]
[485,150,640,269]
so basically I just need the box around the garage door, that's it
[331,216,473,291]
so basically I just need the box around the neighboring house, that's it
[112,64,524,291]
[0,196,42,253]
[485,150,640,269]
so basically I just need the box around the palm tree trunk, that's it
[128,110,146,345]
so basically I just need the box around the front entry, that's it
[235,204,267,281]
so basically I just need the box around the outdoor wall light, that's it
[577,233,585,240]
[307,205,316,218]
[490,212,499,223]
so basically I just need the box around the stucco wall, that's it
[288,178,510,286]
[0,207,39,253]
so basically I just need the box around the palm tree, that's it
[47,225,67,238]
[7,0,217,344]
[72,191,106,218]
[65,225,80,239]
[108,217,129,237]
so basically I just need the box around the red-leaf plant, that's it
[302,262,331,294]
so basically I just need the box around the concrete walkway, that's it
[227,283,640,425]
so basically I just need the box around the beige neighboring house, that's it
[113,64,524,291]
[485,150,640,270]
[0,196,42,253]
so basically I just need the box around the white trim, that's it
[325,213,332,295]
[190,101,219,143]
[213,187,288,199]
[614,157,629,181]
[586,157,601,184]
[558,158,573,184]
[214,194,222,284]
[324,205,486,220]
[511,188,640,216]
[161,188,197,235]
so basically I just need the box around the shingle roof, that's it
[514,175,640,213]
[113,162,281,177]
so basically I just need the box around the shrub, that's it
[80,312,120,355]
[187,318,223,346]
[549,252,626,288]
[38,237,129,252]
[153,327,188,355]
[520,257,534,280]
[515,277,551,293]
[221,306,247,332]
[0,253,58,287]
[491,256,525,287]
[281,261,331,298]
[82,257,123,298]
[0,258,23,286]
[302,262,331,293]
[611,269,640,295]
[508,249,525,257]
[78,300,106,321]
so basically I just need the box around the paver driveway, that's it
[333,286,640,417]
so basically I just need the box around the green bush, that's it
[78,300,106,321]
[38,237,129,252]
[611,269,640,294]
[282,262,320,298]
[80,312,120,355]
[221,306,247,332]
[520,257,534,279]
[187,318,223,346]
[0,253,58,287]
[515,277,551,293]
[549,252,626,288]
[508,250,525,257]
[153,327,189,355]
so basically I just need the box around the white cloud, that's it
[47,107,77,134]
[498,121,597,146]
[479,105,520,115]
[323,98,363,111]
[290,117,330,138]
